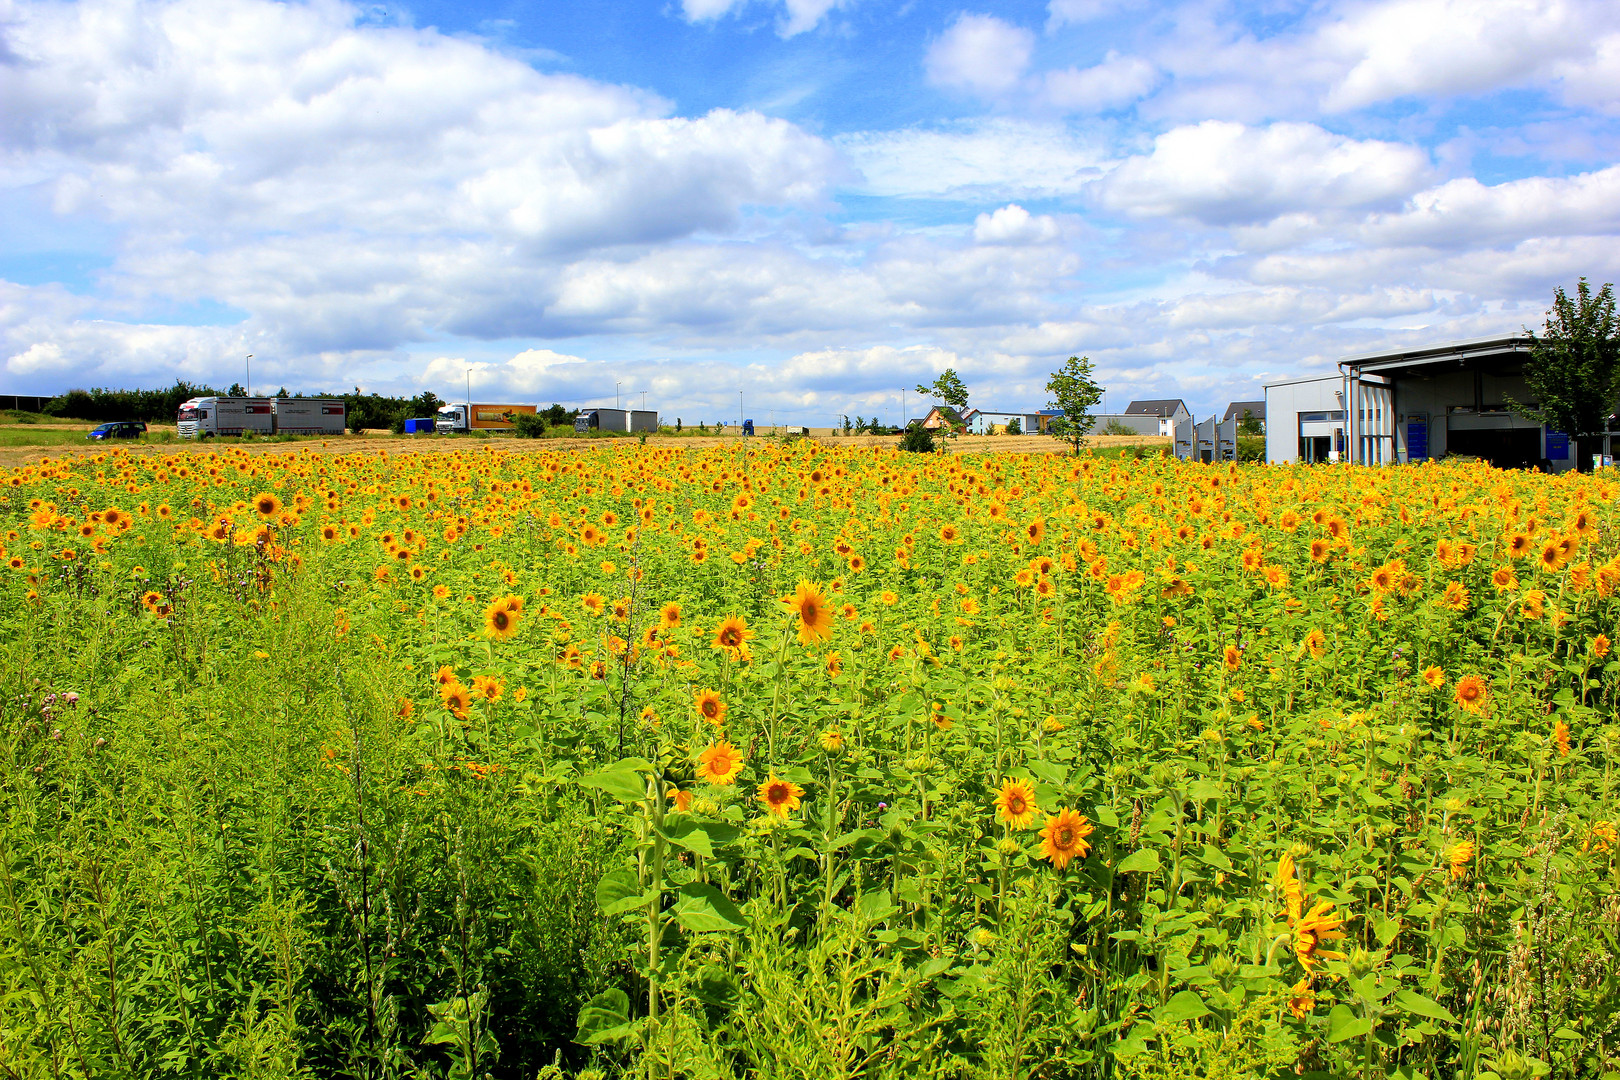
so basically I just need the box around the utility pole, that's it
[245,355,252,397]
[466,369,471,414]
[640,390,648,412]
[616,381,622,410]
[739,390,743,431]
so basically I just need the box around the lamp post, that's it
[640,390,648,412]
[245,355,252,397]
[616,382,622,410]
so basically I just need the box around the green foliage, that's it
[1238,409,1263,437]
[1236,436,1266,462]
[512,413,549,438]
[1103,419,1135,436]
[2,444,1618,1080]
[915,368,970,415]
[1004,418,1021,435]
[1515,277,1620,471]
[1045,355,1104,454]
[899,424,936,453]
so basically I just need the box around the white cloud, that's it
[1042,52,1158,112]
[1319,0,1595,111]
[924,14,1035,96]
[678,0,851,37]
[836,121,1108,198]
[1098,121,1432,224]
[973,204,1061,244]
[1362,164,1620,247]
[1045,0,1137,30]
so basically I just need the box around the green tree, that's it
[915,368,969,428]
[1238,408,1263,437]
[1004,417,1021,435]
[1513,278,1619,472]
[1043,355,1104,455]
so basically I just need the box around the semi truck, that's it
[176,396,346,438]
[435,403,538,434]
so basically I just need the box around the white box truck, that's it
[176,396,274,438]
[271,397,346,435]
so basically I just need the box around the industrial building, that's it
[1264,334,1618,470]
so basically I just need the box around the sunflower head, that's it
[757,774,805,817]
[483,600,520,641]
[994,778,1037,830]
[696,741,745,786]
[1037,809,1093,870]
[1453,674,1488,714]
[712,615,754,655]
[787,580,833,645]
[695,689,727,726]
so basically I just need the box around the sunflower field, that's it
[1,442,1617,1080]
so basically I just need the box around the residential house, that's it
[1124,399,1192,436]
[1223,401,1265,432]
[962,408,1042,434]
[920,406,964,430]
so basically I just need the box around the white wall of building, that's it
[1264,376,1344,463]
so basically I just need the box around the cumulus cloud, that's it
[924,14,1035,96]
[1318,0,1598,111]
[1041,52,1158,111]
[973,204,1061,244]
[1097,120,1432,224]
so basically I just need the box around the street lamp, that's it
[640,390,648,412]
[245,355,252,397]
[616,381,622,410]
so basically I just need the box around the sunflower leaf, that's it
[1116,848,1161,874]
[1393,990,1454,1023]
[1154,990,1211,1023]
[595,866,642,915]
[672,882,748,932]
[579,767,648,803]
[574,988,634,1045]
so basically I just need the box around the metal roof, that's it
[1337,334,1533,374]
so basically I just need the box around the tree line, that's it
[38,381,579,434]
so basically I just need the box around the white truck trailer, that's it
[270,398,346,436]
[177,396,346,438]
[177,396,274,438]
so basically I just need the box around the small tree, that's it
[1044,355,1104,455]
[915,369,969,431]
[1238,408,1263,437]
[1004,417,1021,435]
[899,424,936,453]
[1512,278,1619,473]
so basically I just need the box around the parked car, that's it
[86,421,148,440]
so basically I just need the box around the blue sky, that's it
[3,0,1619,423]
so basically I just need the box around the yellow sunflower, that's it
[1037,808,1093,870]
[994,778,1037,830]
[696,741,745,786]
[757,774,805,817]
[787,580,834,645]
[483,600,520,641]
[695,688,728,726]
